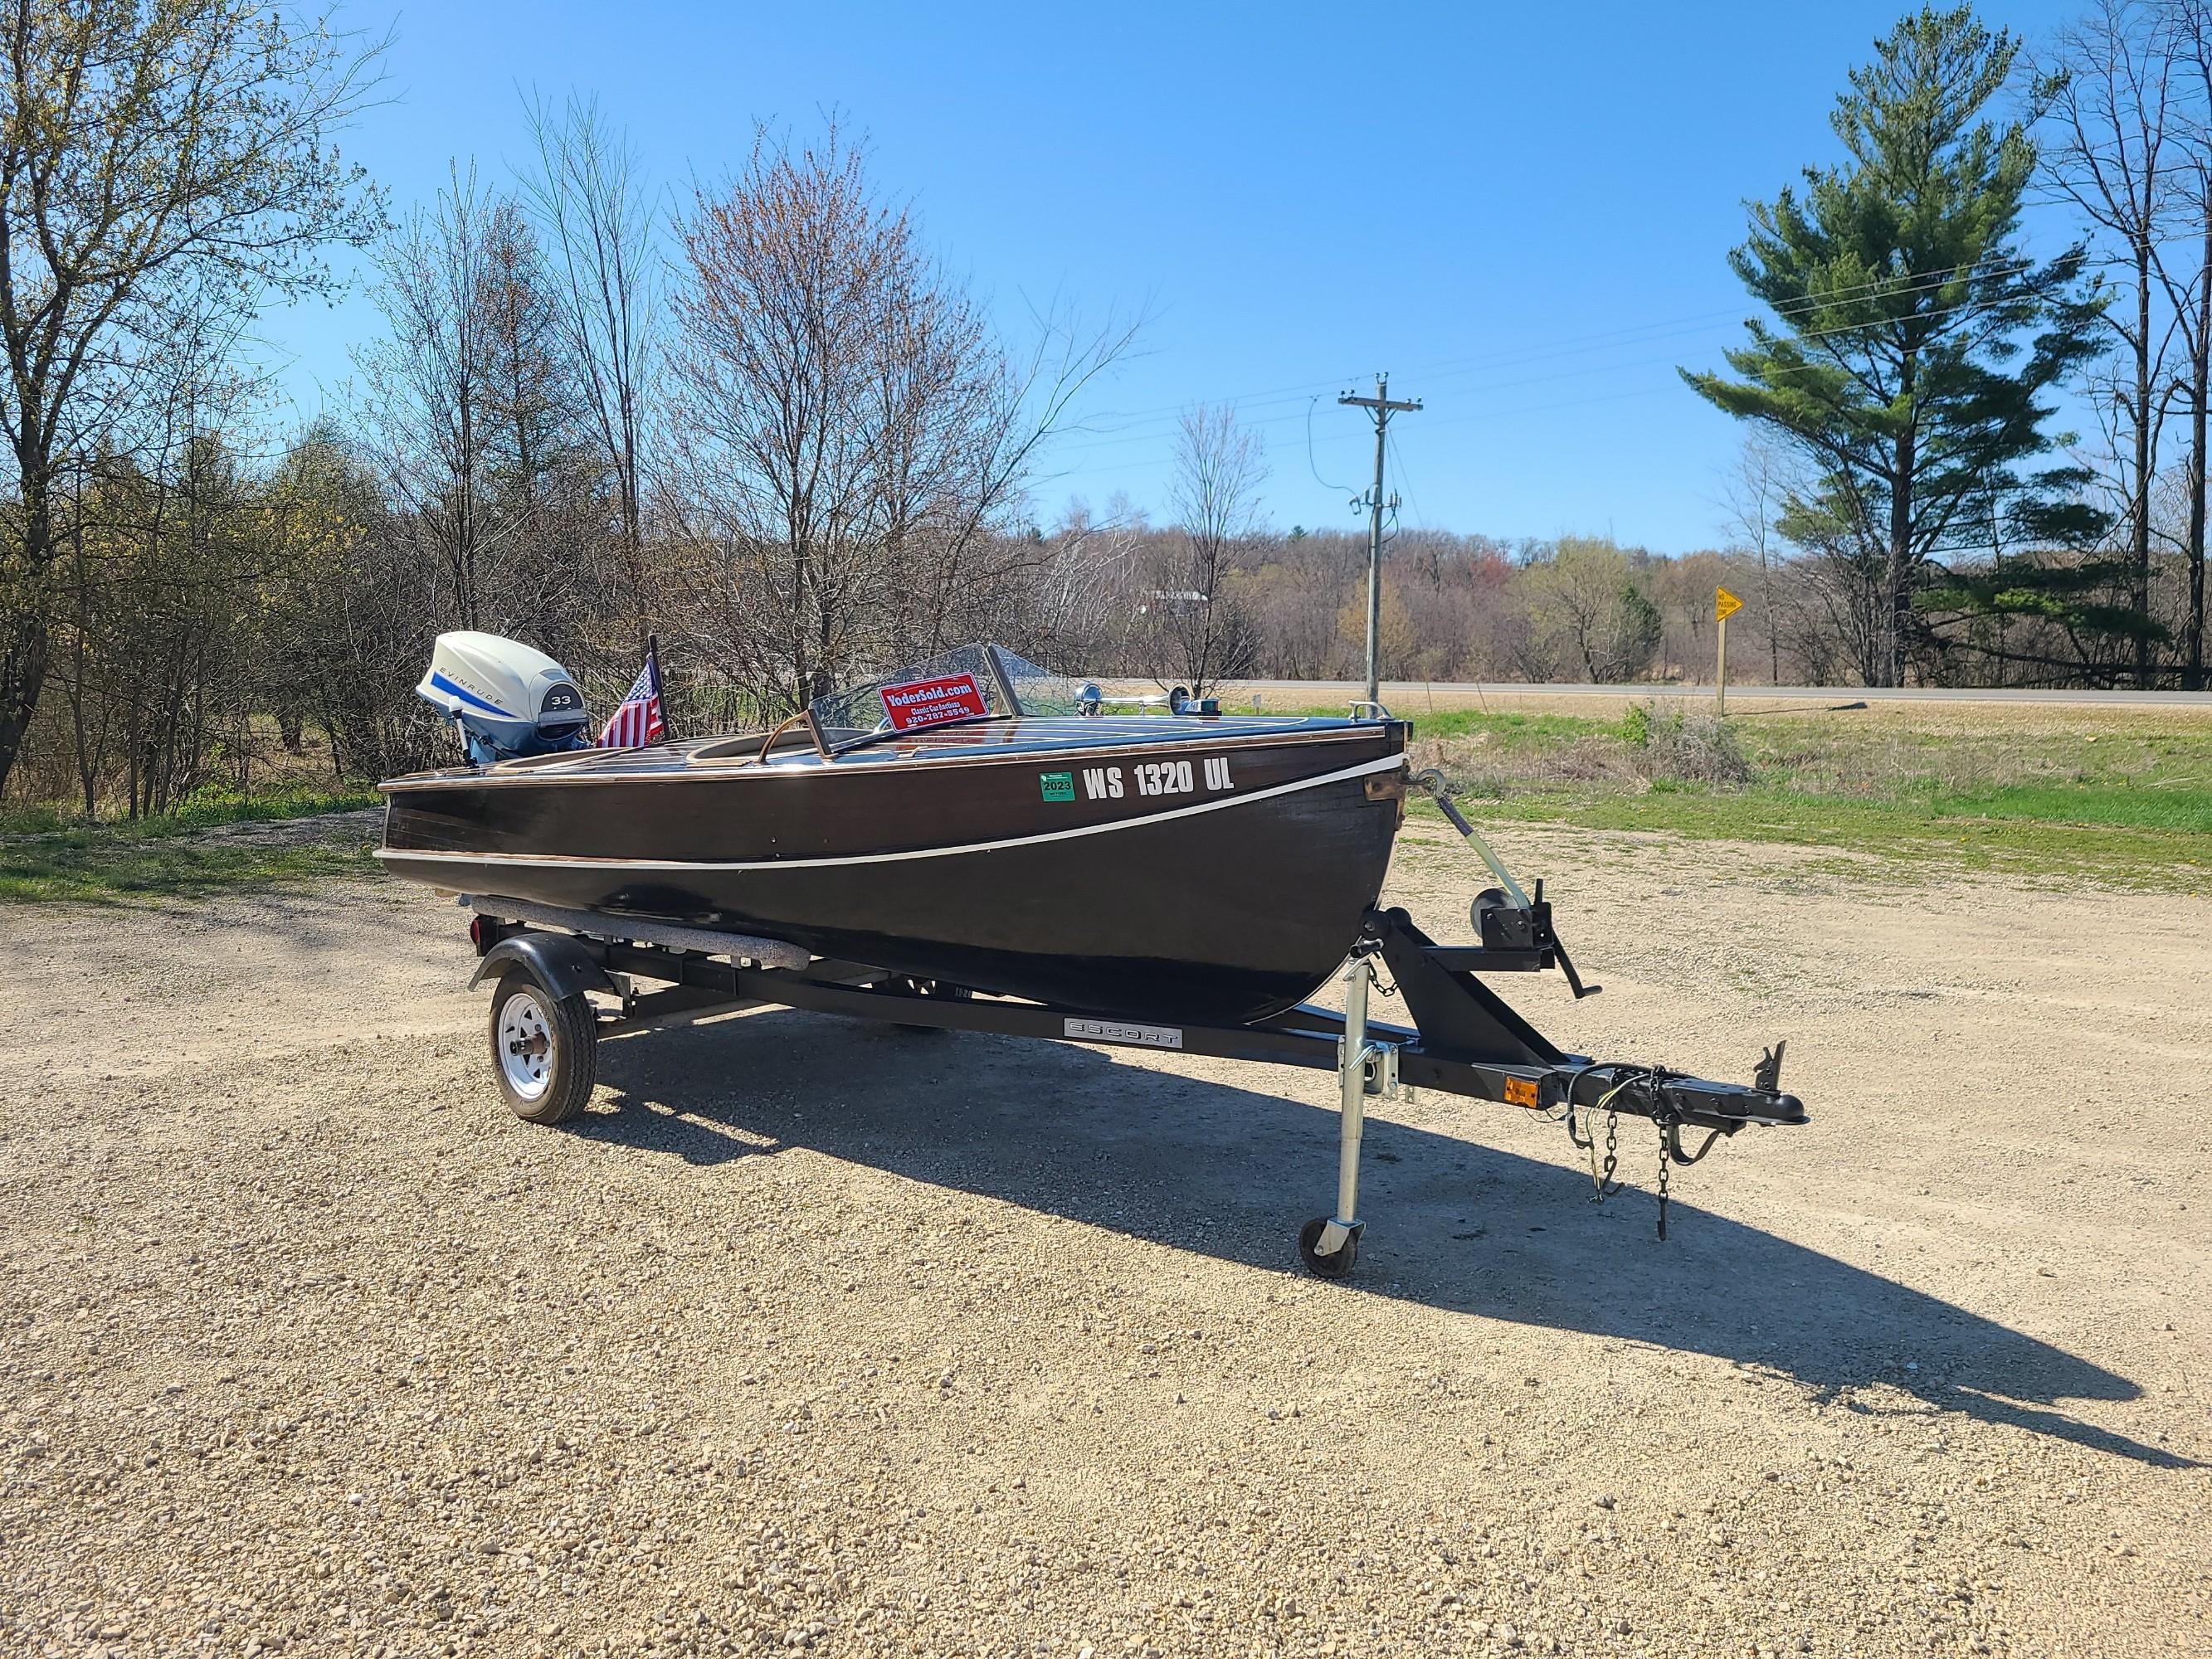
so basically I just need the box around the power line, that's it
[1046,275,2069,474]
[1058,254,2046,455]
[1389,254,2044,386]
[1390,440,1428,531]
[1135,246,2170,474]
[1305,393,1355,494]
[1042,250,2139,517]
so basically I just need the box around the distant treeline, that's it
[2,3,2208,820]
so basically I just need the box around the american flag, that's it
[597,639,667,748]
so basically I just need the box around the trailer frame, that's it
[460,887,1806,1278]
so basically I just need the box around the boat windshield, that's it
[805,644,1087,751]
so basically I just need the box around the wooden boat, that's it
[378,645,1408,1024]
[388,639,1810,1275]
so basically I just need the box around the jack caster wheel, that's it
[489,965,598,1126]
[1298,1216,1360,1279]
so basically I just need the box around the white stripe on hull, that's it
[378,751,1405,874]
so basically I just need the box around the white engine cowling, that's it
[416,631,590,764]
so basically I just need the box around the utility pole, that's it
[1339,374,1422,705]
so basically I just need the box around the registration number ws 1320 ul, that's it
[1071,757,1235,800]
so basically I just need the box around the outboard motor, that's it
[416,630,591,766]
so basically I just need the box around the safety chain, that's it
[1570,1102,1626,1200]
[1566,1070,1693,1240]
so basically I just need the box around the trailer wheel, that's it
[489,966,597,1125]
[1298,1216,1358,1279]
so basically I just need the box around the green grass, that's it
[1301,703,2212,890]
[0,784,378,837]
[0,786,382,902]
[1376,708,1617,747]
[1451,786,2210,883]
[1937,781,2212,835]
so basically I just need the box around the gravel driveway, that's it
[1,825,2205,1657]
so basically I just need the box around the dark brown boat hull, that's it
[380,723,1406,1024]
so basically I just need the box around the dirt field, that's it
[2,825,2207,1658]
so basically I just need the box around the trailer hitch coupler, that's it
[1753,1039,1787,1096]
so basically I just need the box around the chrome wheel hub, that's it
[497,990,553,1100]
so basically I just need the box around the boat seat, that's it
[694,738,774,765]
[687,722,884,765]
[491,749,602,773]
[687,728,820,765]
[688,732,768,761]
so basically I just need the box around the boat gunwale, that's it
[378,719,1401,794]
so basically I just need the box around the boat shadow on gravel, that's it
[584,1010,2191,1471]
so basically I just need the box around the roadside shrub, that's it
[1635,708,1752,786]
[0,802,71,836]
[1411,728,1643,795]
[0,784,378,840]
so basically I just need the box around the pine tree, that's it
[1683,6,2110,687]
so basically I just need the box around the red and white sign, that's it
[879,671,989,732]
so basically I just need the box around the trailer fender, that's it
[468,932,614,1001]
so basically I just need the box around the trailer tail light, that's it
[469,914,490,953]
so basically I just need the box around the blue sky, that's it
[265,0,2087,552]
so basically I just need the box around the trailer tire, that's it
[489,965,598,1126]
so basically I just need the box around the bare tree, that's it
[355,167,506,630]
[1251,547,1351,679]
[665,124,914,708]
[2038,0,2184,687]
[351,165,611,697]
[477,202,575,528]
[2161,0,2212,685]
[519,92,660,648]
[663,121,1133,712]
[1143,404,1265,694]
[1722,433,1793,684]
[892,298,1143,661]
[1016,500,1145,669]
[0,0,385,796]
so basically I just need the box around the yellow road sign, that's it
[1715,586,1743,623]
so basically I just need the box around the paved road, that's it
[1221,679,2212,707]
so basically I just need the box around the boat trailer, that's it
[454,781,1806,1278]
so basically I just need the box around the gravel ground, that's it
[1,825,2206,1659]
